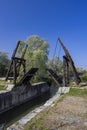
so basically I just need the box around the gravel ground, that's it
[26,96,87,130]
[42,96,87,130]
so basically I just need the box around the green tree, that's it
[81,70,87,82]
[24,35,49,82]
[0,51,10,77]
[47,56,63,75]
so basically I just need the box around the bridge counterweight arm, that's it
[58,38,81,85]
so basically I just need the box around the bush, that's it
[81,71,87,82]
[0,51,10,77]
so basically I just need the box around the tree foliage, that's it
[24,35,49,82]
[81,70,87,82]
[47,56,63,75]
[0,51,10,77]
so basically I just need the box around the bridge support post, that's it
[63,56,69,86]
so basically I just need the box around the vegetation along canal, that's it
[0,85,57,128]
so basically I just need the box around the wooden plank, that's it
[6,41,20,80]
[58,38,81,85]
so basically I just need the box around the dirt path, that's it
[43,96,87,130]
[26,96,87,130]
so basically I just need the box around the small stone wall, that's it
[0,82,49,114]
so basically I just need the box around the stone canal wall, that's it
[7,87,70,130]
[0,82,49,114]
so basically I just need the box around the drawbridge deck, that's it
[18,68,38,85]
[46,68,62,87]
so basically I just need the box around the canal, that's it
[0,85,57,129]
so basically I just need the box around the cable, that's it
[53,41,58,62]
[58,44,61,59]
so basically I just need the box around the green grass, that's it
[67,87,87,97]
[0,85,5,90]
[0,80,6,83]
[25,119,48,130]
[24,116,48,130]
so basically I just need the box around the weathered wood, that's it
[21,42,28,58]
[6,41,20,80]
[18,68,38,85]
[46,68,61,87]
[63,56,69,86]
[12,58,26,85]
[6,41,27,86]
[13,59,16,85]
[58,38,81,85]
[16,42,28,73]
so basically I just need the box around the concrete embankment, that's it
[0,82,49,114]
[7,87,70,130]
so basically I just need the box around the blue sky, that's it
[0,0,87,68]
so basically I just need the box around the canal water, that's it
[0,84,58,128]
